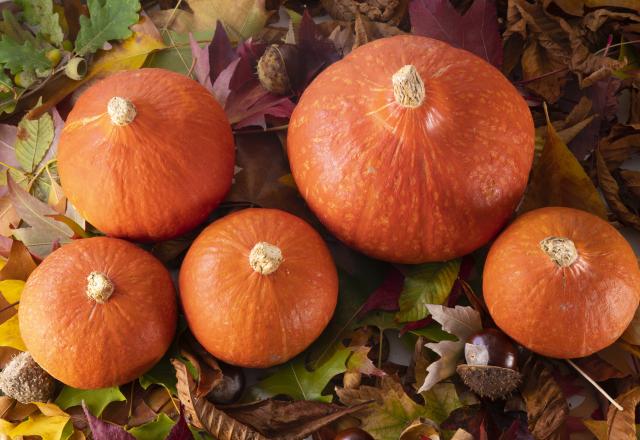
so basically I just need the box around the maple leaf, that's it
[74,0,141,56]
[409,0,503,67]
[83,401,135,440]
[359,267,404,316]
[337,376,461,440]
[165,407,194,440]
[419,305,482,392]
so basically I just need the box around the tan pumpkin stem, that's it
[107,96,137,126]
[392,65,425,108]
[540,237,578,267]
[249,242,283,275]
[86,271,115,303]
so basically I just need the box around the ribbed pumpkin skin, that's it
[19,237,177,389]
[179,208,338,368]
[483,207,640,359]
[288,35,534,263]
[58,68,235,241]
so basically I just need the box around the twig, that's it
[566,359,623,411]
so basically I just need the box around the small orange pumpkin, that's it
[58,68,235,242]
[179,208,338,368]
[287,35,534,263]
[483,207,640,359]
[19,237,177,389]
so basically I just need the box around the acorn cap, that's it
[456,364,522,400]
[0,352,56,404]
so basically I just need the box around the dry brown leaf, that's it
[583,9,640,32]
[353,13,405,49]
[607,387,640,439]
[225,400,371,439]
[322,0,409,25]
[505,0,569,103]
[544,0,584,16]
[0,240,36,281]
[172,358,264,438]
[619,169,640,199]
[585,0,640,10]
[572,355,628,382]
[520,104,608,218]
[521,358,569,439]
[595,131,640,230]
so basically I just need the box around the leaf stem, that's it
[565,359,623,411]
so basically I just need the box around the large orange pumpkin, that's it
[483,207,640,359]
[287,35,534,263]
[58,68,235,242]
[179,208,338,367]
[19,237,177,389]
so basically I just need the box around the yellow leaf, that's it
[9,413,71,440]
[583,419,607,440]
[0,279,24,304]
[185,0,269,40]
[29,15,166,119]
[0,314,26,351]
[519,103,608,218]
[34,402,69,417]
[0,418,15,434]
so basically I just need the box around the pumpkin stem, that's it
[86,271,115,303]
[392,65,425,108]
[107,96,137,126]
[249,242,283,275]
[540,237,578,267]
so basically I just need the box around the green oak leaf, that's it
[139,355,178,394]
[16,0,64,45]
[128,413,175,440]
[337,377,461,440]
[55,386,126,417]
[15,110,53,173]
[396,260,461,323]
[0,36,50,75]
[74,0,141,56]
[248,345,351,402]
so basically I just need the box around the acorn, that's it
[0,352,56,404]
[456,328,522,400]
[257,44,301,95]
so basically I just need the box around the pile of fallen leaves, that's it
[0,0,637,439]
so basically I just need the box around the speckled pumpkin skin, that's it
[19,237,177,389]
[484,207,640,359]
[58,68,235,242]
[179,208,338,368]
[287,35,534,263]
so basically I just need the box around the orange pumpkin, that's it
[287,35,534,263]
[483,207,640,359]
[58,68,235,242]
[19,237,177,389]
[179,208,338,367]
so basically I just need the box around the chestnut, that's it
[334,428,374,440]
[466,328,518,369]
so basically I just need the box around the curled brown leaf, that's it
[607,387,640,439]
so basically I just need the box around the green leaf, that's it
[248,345,351,402]
[15,111,54,173]
[0,36,50,75]
[337,377,461,440]
[128,413,175,440]
[0,314,26,350]
[55,386,126,417]
[139,355,177,394]
[396,260,461,323]
[75,0,141,56]
[411,324,458,342]
[16,0,64,45]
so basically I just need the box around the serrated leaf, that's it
[7,176,72,258]
[337,377,461,440]
[418,305,482,392]
[8,413,72,440]
[16,0,64,45]
[396,260,461,323]
[248,345,351,402]
[0,36,50,75]
[56,386,126,417]
[15,111,54,173]
[127,413,175,440]
[0,313,26,350]
[74,0,141,56]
